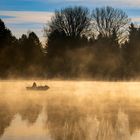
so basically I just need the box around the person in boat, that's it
[26,82,49,90]
[32,82,37,88]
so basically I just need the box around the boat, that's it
[26,82,49,91]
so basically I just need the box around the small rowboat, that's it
[26,85,49,91]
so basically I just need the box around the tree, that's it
[0,19,19,77]
[122,23,140,78]
[45,6,91,78]
[27,32,43,65]
[18,32,44,77]
[0,19,16,49]
[91,6,130,42]
[48,6,91,38]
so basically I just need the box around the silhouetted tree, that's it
[19,32,44,77]
[92,6,129,42]
[122,23,140,78]
[48,6,90,38]
[0,19,45,78]
[0,19,13,49]
[0,19,19,77]
[45,6,91,78]
[89,34,122,80]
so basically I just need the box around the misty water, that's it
[0,80,140,140]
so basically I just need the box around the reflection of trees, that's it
[0,100,42,136]
[97,119,116,140]
[96,97,140,138]
[46,102,131,140]
[129,110,140,134]
[0,99,43,137]
[0,102,15,137]
[125,104,140,134]
[115,109,130,140]
[96,110,130,140]
[18,100,42,124]
[45,95,140,140]
[0,94,139,139]
[46,100,87,140]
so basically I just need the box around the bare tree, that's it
[92,6,130,42]
[48,6,91,38]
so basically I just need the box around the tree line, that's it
[0,6,140,80]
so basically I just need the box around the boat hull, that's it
[26,85,49,91]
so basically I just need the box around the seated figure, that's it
[32,82,37,88]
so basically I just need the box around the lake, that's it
[0,80,139,140]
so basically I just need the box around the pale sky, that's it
[0,0,140,42]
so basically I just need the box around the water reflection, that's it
[115,109,130,140]
[18,100,43,124]
[0,81,139,140]
[0,99,43,138]
[0,101,15,137]
[46,97,85,140]
[45,94,140,140]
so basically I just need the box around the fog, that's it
[0,80,140,140]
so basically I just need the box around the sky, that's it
[0,0,140,42]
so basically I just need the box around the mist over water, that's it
[0,80,140,140]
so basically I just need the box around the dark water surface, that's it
[0,80,140,140]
